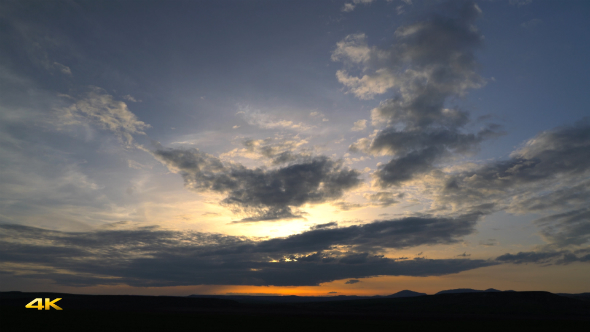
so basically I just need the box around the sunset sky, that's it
[1,0,589,296]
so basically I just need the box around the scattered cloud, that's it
[521,19,542,29]
[364,192,401,207]
[479,239,497,247]
[52,62,72,76]
[122,95,140,103]
[342,0,374,13]
[509,0,532,7]
[60,87,150,146]
[496,248,590,265]
[351,119,367,131]
[345,279,361,284]
[153,148,361,222]
[332,201,364,211]
[237,106,313,131]
[337,1,502,187]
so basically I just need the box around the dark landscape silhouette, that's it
[2,290,589,331]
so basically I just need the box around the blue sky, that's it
[1,0,589,295]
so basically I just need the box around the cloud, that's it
[61,87,150,146]
[441,119,590,212]
[496,248,590,265]
[509,0,532,7]
[251,211,485,253]
[310,222,338,230]
[345,279,361,284]
[332,201,364,211]
[352,119,367,131]
[364,192,400,207]
[122,95,140,103]
[336,1,502,186]
[479,239,497,247]
[52,62,72,76]
[222,137,311,165]
[432,119,590,248]
[237,106,312,131]
[342,0,374,13]
[0,223,497,287]
[152,148,361,222]
[535,207,590,247]
[521,19,542,29]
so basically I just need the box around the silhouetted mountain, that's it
[188,294,373,303]
[386,290,426,298]
[436,288,501,295]
[558,293,590,302]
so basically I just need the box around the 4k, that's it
[25,298,63,310]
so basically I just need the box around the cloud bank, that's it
[0,218,495,287]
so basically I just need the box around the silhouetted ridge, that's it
[436,288,501,294]
[386,290,426,298]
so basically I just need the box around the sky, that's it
[0,0,589,296]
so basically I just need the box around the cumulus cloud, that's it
[152,148,361,222]
[0,222,496,287]
[336,1,502,186]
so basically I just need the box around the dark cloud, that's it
[241,138,309,165]
[440,119,590,247]
[345,279,361,284]
[496,248,590,265]
[152,148,361,221]
[339,1,502,186]
[479,239,497,247]
[332,201,364,211]
[251,212,484,254]
[0,216,495,287]
[364,192,401,208]
[535,207,590,247]
[443,119,590,207]
[310,222,338,230]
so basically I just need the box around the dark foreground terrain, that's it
[2,291,589,331]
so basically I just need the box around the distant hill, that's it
[435,288,501,295]
[386,290,426,298]
[188,294,371,304]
